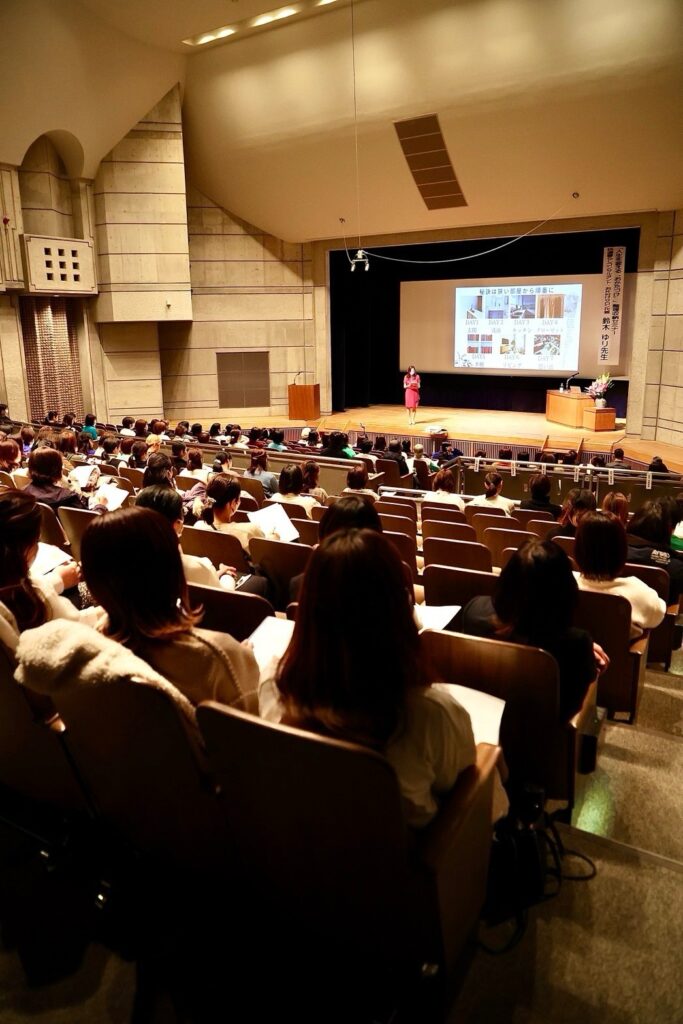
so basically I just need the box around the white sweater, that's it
[575,573,666,637]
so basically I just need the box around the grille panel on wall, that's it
[217,351,270,408]
[19,297,84,420]
[21,235,97,295]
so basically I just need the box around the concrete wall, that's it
[94,85,192,323]
[159,185,314,421]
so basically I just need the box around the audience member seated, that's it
[119,416,136,437]
[546,488,597,540]
[99,435,126,468]
[57,430,78,460]
[382,439,410,476]
[519,473,562,519]
[142,452,176,489]
[413,443,438,473]
[0,491,93,652]
[647,456,670,474]
[79,506,258,708]
[429,468,465,509]
[128,439,149,469]
[306,429,321,449]
[467,471,515,515]
[185,448,209,482]
[81,413,99,440]
[243,452,278,498]
[301,461,328,503]
[0,438,22,474]
[357,438,377,466]
[260,528,476,828]
[195,474,267,551]
[270,464,320,518]
[606,447,629,469]
[136,485,239,591]
[461,538,605,722]
[601,490,629,527]
[319,430,351,460]
[373,435,387,455]
[267,429,287,452]
[20,426,34,456]
[574,511,665,637]
[626,501,683,603]
[24,448,91,511]
[134,417,149,438]
[342,466,377,501]
[43,411,60,427]
[77,431,94,458]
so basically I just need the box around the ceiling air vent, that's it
[394,114,467,210]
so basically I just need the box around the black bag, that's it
[483,814,561,928]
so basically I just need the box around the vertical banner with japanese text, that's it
[599,246,625,365]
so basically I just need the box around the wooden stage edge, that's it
[261,404,683,472]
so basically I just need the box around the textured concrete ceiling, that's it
[26,0,683,241]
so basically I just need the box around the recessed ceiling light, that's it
[252,6,299,27]
[214,27,236,39]
[183,0,341,47]
[317,0,339,5]
[184,25,237,45]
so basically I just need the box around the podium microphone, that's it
[565,372,579,390]
[293,369,304,384]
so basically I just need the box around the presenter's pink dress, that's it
[404,373,420,409]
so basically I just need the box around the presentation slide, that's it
[454,283,582,374]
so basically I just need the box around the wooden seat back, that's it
[574,590,645,721]
[0,644,86,813]
[197,701,498,973]
[375,458,413,488]
[57,506,97,562]
[423,565,497,608]
[249,537,312,609]
[552,535,576,558]
[514,508,554,528]
[421,629,586,806]
[421,520,476,544]
[237,475,266,505]
[119,466,144,489]
[623,563,674,669]
[482,528,534,569]
[37,502,69,551]
[375,499,417,522]
[413,459,436,489]
[420,504,467,525]
[52,678,230,869]
[188,584,274,641]
[294,519,319,546]
[378,513,417,541]
[180,525,250,574]
[262,499,311,521]
[526,518,558,539]
[383,531,419,581]
[472,513,521,542]
[422,537,492,573]
[464,503,507,524]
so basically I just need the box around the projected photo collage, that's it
[454,284,582,373]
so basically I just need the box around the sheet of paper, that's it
[414,604,461,632]
[94,482,128,510]
[70,464,100,489]
[30,542,72,578]
[247,502,300,543]
[248,616,295,671]
[434,683,505,746]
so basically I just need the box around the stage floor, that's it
[318,405,627,448]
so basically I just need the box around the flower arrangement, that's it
[585,373,613,399]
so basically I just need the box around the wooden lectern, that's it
[545,389,594,428]
[288,383,320,420]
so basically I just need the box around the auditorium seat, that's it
[622,563,675,670]
[421,520,476,544]
[119,466,144,489]
[378,513,417,542]
[375,458,413,488]
[482,528,534,569]
[311,506,327,522]
[180,525,251,574]
[237,475,265,505]
[526,518,558,539]
[423,564,497,608]
[573,590,648,723]
[514,509,554,528]
[421,504,467,525]
[37,503,69,552]
[471,512,522,542]
[422,537,493,573]
[464,504,507,525]
[552,535,576,558]
[294,519,319,546]
[375,498,418,522]
[188,584,274,641]
[57,506,97,562]
[97,463,119,478]
[0,470,15,488]
[413,459,436,489]
[421,629,599,815]
[197,701,499,984]
[384,531,419,582]
[249,537,312,609]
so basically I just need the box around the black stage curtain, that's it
[329,226,639,417]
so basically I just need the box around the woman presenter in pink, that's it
[403,366,420,426]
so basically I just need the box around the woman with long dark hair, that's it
[260,529,476,827]
[466,472,515,515]
[461,537,605,721]
[243,451,278,498]
[80,506,258,707]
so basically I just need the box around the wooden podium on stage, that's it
[288,383,320,420]
[545,389,594,427]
